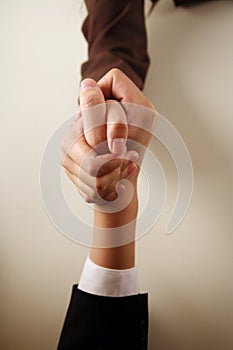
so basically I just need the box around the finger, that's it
[62,155,95,189]
[92,162,138,199]
[62,154,120,193]
[92,150,139,177]
[95,161,137,196]
[62,138,122,177]
[61,117,84,156]
[64,168,97,203]
[76,169,118,202]
[78,165,121,194]
[99,162,138,200]
[98,68,154,110]
[106,100,128,154]
[66,168,117,204]
[64,168,78,190]
[77,178,98,203]
[120,162,138,180]
[103,191,118,202]
[61,114,118,177]
[80,78,107,152]
[120,158,131,172]
[78,188,94,203]
[62,151,138,197]
[95,167,120,196]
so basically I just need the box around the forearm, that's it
[82,0,150,89]
[90,173,139,269]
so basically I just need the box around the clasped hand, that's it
[61,69,157,205]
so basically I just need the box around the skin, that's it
[61,68,157,269]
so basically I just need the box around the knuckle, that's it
[103,191,117,202]
[85,197,92,203]
[110,67,122,77]
[84,195,91,203]
[60,157,65,167]
[87,163,97,177]
[89,189,97,201]
[84,191,97,203]
[95,179,106,192]
[79,190,91,203]
[82,91,100,108]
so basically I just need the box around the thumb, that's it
[80,78,105,110]
[106,101,128,155]
[80,78,106,150]
[72,78,105,127]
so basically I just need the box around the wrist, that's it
[94,189,138,228]
[90,180,138,270]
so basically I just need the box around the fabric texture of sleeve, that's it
[81,0,150,90]
[57,285,148,350]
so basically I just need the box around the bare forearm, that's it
[90,174,138,269]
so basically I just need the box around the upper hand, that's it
[61,68,157,204]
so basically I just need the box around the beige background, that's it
[1,0,232,349]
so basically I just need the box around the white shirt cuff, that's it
[78,257,139,297]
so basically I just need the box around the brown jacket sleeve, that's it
[81,0,150,90]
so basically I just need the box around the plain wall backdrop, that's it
[0,0,232,349]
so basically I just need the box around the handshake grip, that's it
[40,70,193,249]
[62,100,158,212]
[40,100,193,248]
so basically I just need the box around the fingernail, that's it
[80,79,97,91]
[127,163,137,176]
[129,151,139,162]
[112,138,126,154]
[116,183,126,194]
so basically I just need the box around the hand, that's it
[61,69,157,204]
[98,68,157,179]
[61,79,138,203]
[98,68,156,145]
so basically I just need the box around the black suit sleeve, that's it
[57,285,148,350]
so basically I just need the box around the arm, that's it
[81,0,150,90]
[58,165,148,350]
[59,133,147,350]
[59,70,156,349]
[90,167,138,270]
